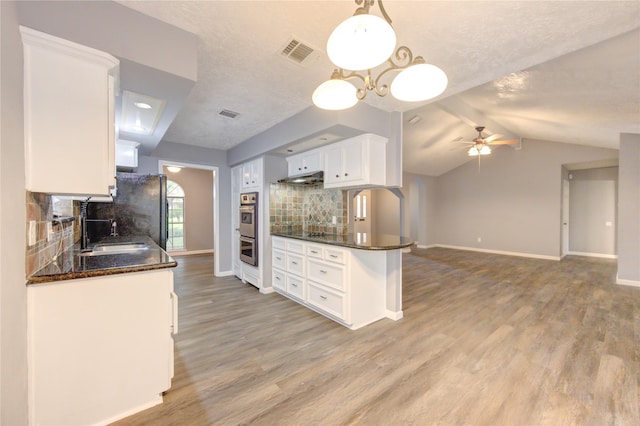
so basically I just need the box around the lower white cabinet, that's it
[27,269,177,426]
[271,236,402,329]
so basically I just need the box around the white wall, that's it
[0,1,29,423]
[617,133,640,285]
[569,167,618,256]
[401,172,438,247]
[433,139,618,258]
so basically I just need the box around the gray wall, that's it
[401,172,438,247]
[163,166,214,252]
[140,141,233,273]
[569,167,618,256]
[617,133,640,284]
[433,139,618,258]
[0,1,28,423]
[371,189,401,235]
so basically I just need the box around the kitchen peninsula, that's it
[271,231,412,330]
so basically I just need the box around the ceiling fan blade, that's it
[487,139,519,145]
[450,136,464,142]
[483,133,503,143]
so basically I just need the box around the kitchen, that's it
[2,1,640,425]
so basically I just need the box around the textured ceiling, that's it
[115,0,640,175]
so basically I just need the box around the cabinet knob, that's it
[304,166,307,169]
[344,173,349,176]
[298,167,302,170]
[336,174,339,178]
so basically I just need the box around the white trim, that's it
[168,249,213,256]
[567,251,617,259]
[385,310,403,321]
[216,270,234,277]
[416,244,438,249]
[158,160,221,278]
[260,287,275,294]
[434,244,561,261]
[616,274,640,287]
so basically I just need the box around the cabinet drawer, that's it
[307,282,345,320]
[272,269,286,291]
[287,275,305,300]
[324,248,346,264]
[286,240,304,254]
[272,237,285,250]
[307,259,344,291]
[306,245,323,259]
[286,253,304,276]
[272,249,286,270]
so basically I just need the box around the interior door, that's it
[353,190,371,234]
[232,166,242,277]
[562,178,570,257]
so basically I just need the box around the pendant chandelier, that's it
[313,0,448,110]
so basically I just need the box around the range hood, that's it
[277,171,323,185]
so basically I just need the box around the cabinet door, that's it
[287,156,305,176]
[303,152,323,173]
[242,159,262,189]
[324,146,343,185]
[341,138,364,183]
[22,27,118,196]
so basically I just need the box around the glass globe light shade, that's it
[391,63,448,102]
[479,145,492,155]
[312,78,358,110]
[468,146,479,156]
[327,14,396,71]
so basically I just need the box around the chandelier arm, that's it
[336,68,370,100]
[376,0,393,25]
[387,45,415,69]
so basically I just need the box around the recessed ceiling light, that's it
[134,101,152,109]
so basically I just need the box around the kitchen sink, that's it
[79,242,149,256]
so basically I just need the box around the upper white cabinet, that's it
[21,26,119,196]
[287,150,324,177]
[115,140,140,169]
[323,134,388,189]
[242,158,263,189]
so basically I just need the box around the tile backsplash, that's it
[26,192,76,277]
[269,183,348,234]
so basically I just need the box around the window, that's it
[167,180,185,250]
[355,193,367,220]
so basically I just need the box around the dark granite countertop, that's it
[272,231,414,250]
[27,236,177,285]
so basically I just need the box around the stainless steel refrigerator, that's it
[87,173,168,249]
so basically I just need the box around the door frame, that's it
[159,160,221,276]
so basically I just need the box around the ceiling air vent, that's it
[279,37,321,67]
[219,109,240,119]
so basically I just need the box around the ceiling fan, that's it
[457,126,519,156]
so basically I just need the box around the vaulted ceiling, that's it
[113,1,640,176]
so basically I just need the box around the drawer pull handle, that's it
[320,295,327,300]
[291,261,298,265]
[329,254,338,258]
[291,283,298,287]
[275,276,281,280]
[320,269,327,274]
[311,250,318,254]
[276,257,281,260]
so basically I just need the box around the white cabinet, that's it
[242,158,263,189]
[21,26,119,196]
[271,236,401,329]
[27,269,177,425]
[287,150,324,177]
[115,140,140,168]
[323,134,389,189]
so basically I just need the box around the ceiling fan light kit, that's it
[313,0,448,110]
[460,126,518,157]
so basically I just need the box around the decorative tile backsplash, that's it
[26,192,76,277]
[269,183,348,234]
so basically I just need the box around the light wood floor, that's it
[113,248,639,425]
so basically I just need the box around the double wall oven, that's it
[239,192,258,266]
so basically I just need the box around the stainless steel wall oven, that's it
[239,192,258,266]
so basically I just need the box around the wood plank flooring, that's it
[112,248,639,425]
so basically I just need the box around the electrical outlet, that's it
[46,221,53,242]
[477,237,482,243]
[29,220,37,246]
[332,216,337,225]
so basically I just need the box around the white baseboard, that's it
[568,251,617,259]
[260,287,275,294]
[216,270,234,277]
[385,310,403,321]
[616,274,640,288]
[434,244,561,261]
[97,395,163,426]
[168,249,214,256]
[416,244,438,249]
